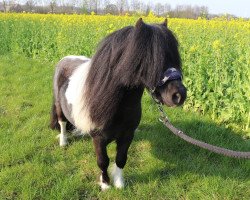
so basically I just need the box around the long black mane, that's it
[84,19,181,128]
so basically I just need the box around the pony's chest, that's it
[106,88,144,132]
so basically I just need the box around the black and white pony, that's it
[50,18,187,190]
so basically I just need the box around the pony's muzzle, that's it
[172,92,182,105]
[158,80,187,107]
[172,86,186,106]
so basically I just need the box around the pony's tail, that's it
[50,100,59,130]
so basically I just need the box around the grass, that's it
[0,55,250,199]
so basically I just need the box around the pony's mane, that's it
[84,20,181,127]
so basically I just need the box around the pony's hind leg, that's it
[58,120,67,146]
[54,100,68,146]
[50,100,60,130]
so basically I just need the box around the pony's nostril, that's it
[172,92,181,105]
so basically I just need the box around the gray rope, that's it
[156,103,250,159]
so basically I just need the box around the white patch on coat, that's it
[71,129,88,137]
[65,59,97,133]
[111,164,124,188]
[99,175,111,191]
[62,55,90,61]
[58,121,67,146]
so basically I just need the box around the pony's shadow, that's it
[128,117,250,185]
[67,134,91,145]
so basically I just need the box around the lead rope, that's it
[152,95,250,159]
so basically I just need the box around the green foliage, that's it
[0,14,249,132]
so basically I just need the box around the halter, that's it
[158,67,182,87]
[150,67,182,104]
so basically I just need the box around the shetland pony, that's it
[50,18,187,190]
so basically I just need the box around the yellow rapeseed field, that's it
[0,13,249,132]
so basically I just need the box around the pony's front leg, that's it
[92,134,110,191]
[112,133,134,189]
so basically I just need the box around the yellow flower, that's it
[212,40,223,50]
[189,45,198,53]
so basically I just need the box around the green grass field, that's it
[0,55,250,199]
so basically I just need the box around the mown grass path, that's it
[0,55,250,199]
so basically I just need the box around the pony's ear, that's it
[135,18,145,29]
[161,18,168,27]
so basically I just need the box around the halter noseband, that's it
[150,67,183,104]
[158,67,182,87]
[152,67,182,92]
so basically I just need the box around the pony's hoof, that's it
[114,179,124,189]
[99,175,111,191]
[111,164,124,189]
[99,181,111,191]
[59,140,68,147]
[57,134,68,147]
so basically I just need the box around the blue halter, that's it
[150,67,182,104]
[157,67,182,87]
